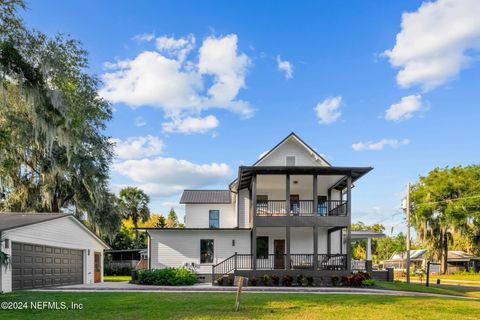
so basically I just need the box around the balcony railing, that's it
[256,200,347,216]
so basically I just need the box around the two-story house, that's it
[143,133,378,283]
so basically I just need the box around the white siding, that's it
[238,189,251,228]
[150,230,251,274]
[184,203,236,228]
[255,227,329,254]
[256,138,328,167]
[0,216,107,293]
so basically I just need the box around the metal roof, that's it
[180,190,231,204]
[351,230,385,240]
[0,213,69,231]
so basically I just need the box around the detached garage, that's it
[0,213,109,293]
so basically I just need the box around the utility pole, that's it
[406,183,411,284]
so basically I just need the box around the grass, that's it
[376,280,480,298]
[399,273,480,286]
[103,275,132,282]
[1,291,479,320]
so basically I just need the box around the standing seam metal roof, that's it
[180,190,231,204]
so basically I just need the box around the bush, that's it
[362,279,375,286]
[137,267,197,285]
[331,276,340,286]
[296,274,304,286]
[261,274,270,286]
[282,275,293,286]
[250,277,257,286]
[342,272,371,287]
[271,275,280,286]
[228,276,234,286]
[216,277,224,285]
[306,276,314,286]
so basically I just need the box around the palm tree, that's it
[117,187,150,244]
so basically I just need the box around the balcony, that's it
[256,200,347,217]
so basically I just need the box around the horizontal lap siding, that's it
[150,230,251,274]
[256,139,325,167]
[238,189,251,228]
[1,217,105,292]
[185,203,236,228]
[256,227,329,254]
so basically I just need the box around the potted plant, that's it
[296,274,304,286]
[271,275,280,286]
[216,277,224,286]
[250,276,257,286]
[261,274,270,286]
[331,276,340,286]
[306,276,314,286]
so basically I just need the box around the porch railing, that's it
[256,200,347,216]
[212,253,348,282]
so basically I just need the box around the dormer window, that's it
[286,156,296,166]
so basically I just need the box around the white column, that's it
[366,237,372,261]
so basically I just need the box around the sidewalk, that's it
[32,281,479,299]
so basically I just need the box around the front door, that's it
[94,252,101,283]
[290,194,299,214]
[274,240,285,269]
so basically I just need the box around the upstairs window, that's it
[200,239,214,263]
[286,156,296,166]
[209,210,220,228]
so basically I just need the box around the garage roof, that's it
[0,213,68,231]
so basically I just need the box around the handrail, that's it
[256,200,347,216]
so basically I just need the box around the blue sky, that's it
[22,0,480,234]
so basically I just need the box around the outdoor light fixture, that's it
[232,240,235,247]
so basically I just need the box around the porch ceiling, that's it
[237,166,373,190]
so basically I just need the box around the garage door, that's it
[11,242,83,290]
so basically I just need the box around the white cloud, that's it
[156,34,195,63]
[384,0,480,90]
[134,116,146,127]
[352,139,410,151]
[162,115,219,134]
[111,135,164,159]
[100,33,253,130]
[113,157,232,196]
[314,96,342,124]
[385,94,425,121]
[132,33,155,42]
[276,55,293,79]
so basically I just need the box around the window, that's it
[200,239,214,263]
[286,156,296,166]
[256,236,269,259]
[256,195,268,213]
[318,195,327,216]
[209,210,219,228]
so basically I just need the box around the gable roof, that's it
[0,212,109,249]
[180,190,231,204]
[253,132,331,167]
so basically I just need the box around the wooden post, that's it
[313,175,318,215]
[252,227,257,271]
[346,175,352,272]
[426,261,430,287]
[234,276,245,311]
[286,226,291,270]
[406,183,411,284]
[286,174,290,215]
[313,225,318,270]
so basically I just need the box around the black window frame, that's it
[200,239,214,264]
[256,236,269,259]
[209,210,220,229]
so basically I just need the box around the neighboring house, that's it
[0,213,109,293]
[143,133,376,283]
[104,248,148,272]
[383,249,480,273]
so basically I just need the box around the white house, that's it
[0,213,109,293]
[144,133,380,282]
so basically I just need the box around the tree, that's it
[156,215,167,228]
[0,1,118,236]
[410,165,480,273]
[117,187,150,244]
[166,208,179,228]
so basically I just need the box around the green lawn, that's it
[1,292,479,320]
[103,275,132,282]
[376,280,480,298]
[399,273,480,286]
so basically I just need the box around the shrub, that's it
[261,274,270,286]
[306,276,314,286]
[342,272,371,287]
[282,275,293,286]
[216,277,224,285]
[271,275,280,286]
[362,279,375,286]
[227,276,234,286]
[296,274,304,286]
[137,267,196,285]
[331,276,340,286]
[250,277,257,286]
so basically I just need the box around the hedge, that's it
[137,267,197,285]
